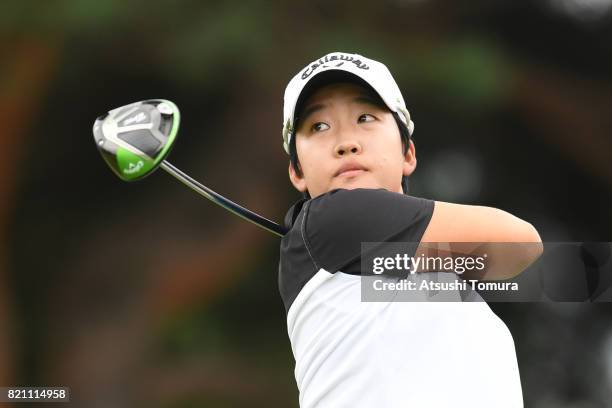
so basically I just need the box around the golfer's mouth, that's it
[334,162,368,178]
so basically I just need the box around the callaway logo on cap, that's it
[282,51,415,154]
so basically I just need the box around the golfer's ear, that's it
[402,140,417,177]
[289,162,307,193]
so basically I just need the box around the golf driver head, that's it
[93,99,180,181]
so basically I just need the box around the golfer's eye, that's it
[311,122,330,132]
[358,114,375,123]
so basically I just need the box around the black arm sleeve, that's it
[304,188,435,274]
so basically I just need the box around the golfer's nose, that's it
[334,140,362,157]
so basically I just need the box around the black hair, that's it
[289,110,412,200]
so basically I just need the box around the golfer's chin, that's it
[330,170,378,191]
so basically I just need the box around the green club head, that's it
[93,99,180,181]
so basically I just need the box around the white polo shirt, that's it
[278,188,524,408]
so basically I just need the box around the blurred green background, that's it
[2,0,612,406]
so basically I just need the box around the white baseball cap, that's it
[282,51,415,154]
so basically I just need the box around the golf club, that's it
[92,99,287,237]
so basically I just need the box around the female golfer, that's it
[278,52,541,407]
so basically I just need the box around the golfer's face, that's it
[293,83,408,199]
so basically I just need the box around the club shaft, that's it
[160,161,287,237]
